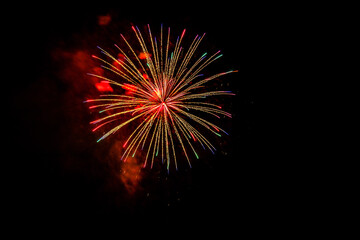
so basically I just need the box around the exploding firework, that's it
[84,24,236,171]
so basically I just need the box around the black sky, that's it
[7,4,292,232]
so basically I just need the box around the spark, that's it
[85,24,236,172]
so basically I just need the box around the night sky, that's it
[8,4,292,231]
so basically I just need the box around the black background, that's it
[7,3,297,233]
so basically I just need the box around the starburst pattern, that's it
[84,24,236,171]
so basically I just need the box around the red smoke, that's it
[97,14,111,26]
[109,140,143,195]
[52,46,144,195]
[119,157,143,194]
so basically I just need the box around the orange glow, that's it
[138,52,151,60]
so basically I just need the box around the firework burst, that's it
[84,24,236,171]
